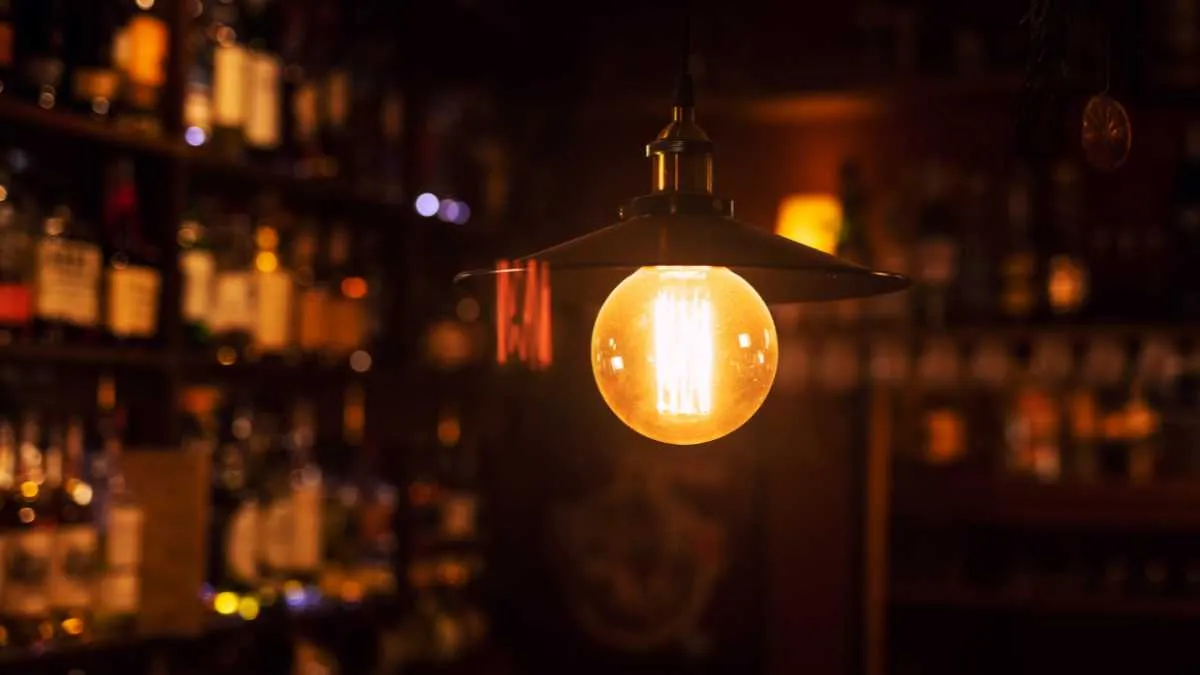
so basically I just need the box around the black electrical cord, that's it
[673,8,695,108]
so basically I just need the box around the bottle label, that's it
[36,238,102,326]
[213,44,246,128]
[98,570,139,614]
[226,503,258,582]
[291,482,322,571]
[298,288,327,350]
[0,22,13,68]
[262,498,293,572]
[126,15,168,87]
[211,271,256,334]
[107,504,144,569]
[244,51,281,149]
[0,283,31,325]
[255,270,292,351]
[107,264,162,338]
[4,529,52,616]
[51,524,98,609]
[180,249,215,323]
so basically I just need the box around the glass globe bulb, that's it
[591,266,779,445]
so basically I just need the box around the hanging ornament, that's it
[1082,94,1131,170]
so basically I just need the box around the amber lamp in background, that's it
[457,48,908,446]
[774,194,843,255]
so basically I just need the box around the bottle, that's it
[325,225,365,359]
[318,2,348,177]
[33,200,103,344]
[913,162,959,329]
[999,167,1038,322]
[0,152,34,344]
[49,417,97,643]
[209,210,256,362]
[3,414,53,648]
[114,0,169,134]
[179,202,215,348]
[834,161,870,326]
[292,221,325,357]
[15,0,65,109]
[208,0,246,157]
[254,404,290,606]
[183,0,213,146]
[95,418,142,638]
[955,172,995,323]
[66,1,120,122]
[104,158,162,344]
[1046,159,1090,320]
[242,0,282,157]
[0,1,14,96]
[0,419,16,648]
[208,397,259,602]
[287,399,322,591]
[378,88,405,202]
[1172,123,1200,319]
[252,198,292,356]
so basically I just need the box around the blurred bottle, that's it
[208,395,260,604]
[15,0,65,110]
[251,197,292,356]
[179,201,215,347]
[1046,159,1090,321]
[3,414,54,648]
[209,210,256,362]
[113,0,169,135]
[286,399,322,592]
[913,162,959,329]
[291,220,325,358]
[242,0,282,159]
[208,0,246,157]
[48,417,96,643]
[913,339,965,467]
[66,1,119,123]
[324,224,365,361]
[0,150,34,345]
[999,167,1037,322]
[254,402,290,606]
[954,172,995,323]
[94,375,142,638]
[104,158,161,345]
[33,198,103,345]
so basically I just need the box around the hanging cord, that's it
[673,9,695,108]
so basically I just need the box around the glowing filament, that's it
[653,285,714,416]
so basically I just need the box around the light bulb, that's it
[591,266,778,445]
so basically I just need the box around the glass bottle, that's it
[104,158,162,345]
[252,198,292,356]
[913,162,959,330]
[208,0,246,158]
[209,210,256,362]
[4,414,54,648]
[241,0,282,159]
[15,0,65,110]
[183,0,213,146]
[291,221,325,358]
[0,151,34,344]
[114,0,168,135]
[999,167,1038,322]
[33,200,103,345]
[208,396,259,602]
[66,1,120,122]
[95,418,142,639]
[49,417,97,643]
[287,399,322,592]
[179,201,215,348]
[1046,159,1090,320]
[325,224,364,360]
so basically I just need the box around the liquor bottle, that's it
[242,0,282,157]
[378,88,405,202]
[209,0,246,157]
[318,1,348,177]
[834,161,869,326]
[33,200,103,344]
[0,1,13,96]
[4,414,53,648]
[1046,159,1090,320]
[183,0,213,145]
[209,210,256,361]
[253,404,290,604]
[0,151,34,344]
[324,225,365,360]
[252,199,292,355]
[288,399,322,589]
[291,221,325,357]
[66,1,120,122]
[1172,123,1200,319]
[104,158,162,344]
[913,162,959,329]
[95,417,142,638]
[114,0,169,134]
[913,339,966,467]
[49,417,97,643]
[179,202,215,347]
[999,167,1038,322]
[208,396,259,599]
[15,0,65,109]
[955,172,995,323]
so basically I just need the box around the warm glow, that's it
[592,266,778,445]
[60,618,84,636]
[255,251,279,273]
[19,481,37,499]
[214,592,239,615]
[341,277,368,299]
[774,194,842,254]
[237,596,260,620]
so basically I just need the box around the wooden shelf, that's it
[893,472,1200,532]
[0,97,181,157]
[0,342,172,369]
[892,583,1200,618]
